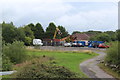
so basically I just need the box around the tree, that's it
[98,33,111,42]
[28,23,35,32]
[2,22,16,43]
[72,31,81,35]
[15,27,26,42]
[34,23,44,39]
[84,30,102,35]
[24,37,32,46]
[90,33,111,42]
[116,29,120,41]
[45,22,56,39]
[24,25,35,45]
[104,31,117,41]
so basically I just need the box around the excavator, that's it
[53,27,62,39]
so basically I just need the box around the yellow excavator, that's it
[53,27,74,42]
[53,27,62,39]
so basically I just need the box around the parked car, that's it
[98,43,109,48]
[71,41,77,47]
[88,41,104,48]
[64,43,72,47]
[77,41,85,47]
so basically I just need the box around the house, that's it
[71,33,94,45]
[71,33,92,41]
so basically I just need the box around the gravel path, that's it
[0,71,16,75]
[80,50,116,79]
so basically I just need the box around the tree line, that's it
[2,22,69,46]
[1,21,120,46]
[72,30,120,42]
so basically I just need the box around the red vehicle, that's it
[98,43,109,48]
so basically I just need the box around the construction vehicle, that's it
[33,39,43,46]
[53,27,62,39]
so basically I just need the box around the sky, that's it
[0,0,118,34]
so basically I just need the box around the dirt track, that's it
[80,50,116,79]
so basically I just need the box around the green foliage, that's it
[90,33,111,42]
[116,29,120,41]
[3,41,27,64]
[72,31,81,35]
[2,54,13,71]
[97,33,111,42]
[84,30,102,35]
[24,26,34,45]
[14,57,77,78]
[34,23,45,39]
[104,31,117,41]
[105,42,120,66]
[28,23,45,39]
[15,27,26,42]
[2,22,16,43]
[24,26,34,39]
[45,24,69,39]
[0,23,2,54]
[24,37,32,46]
[45,22,56,39]
[28,23,35,32]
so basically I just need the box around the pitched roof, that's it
[72,33,91,40]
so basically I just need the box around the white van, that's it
[33,39,43,46]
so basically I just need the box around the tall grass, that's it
[2,54,13,71]
[3,41,27,64]
[105,41,120,66]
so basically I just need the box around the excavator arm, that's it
[53,27,62,39]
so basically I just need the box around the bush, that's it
[2,54,13,71]
[3,41,27,64]
[90,33,111,42]
[105,41,120,66]
[14,57,77,78]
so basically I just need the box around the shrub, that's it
[3,41,27,64]
[105,41,120,66]
[14,57,77,78]
[2,54,13,71]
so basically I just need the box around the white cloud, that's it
[61,0,119,2]
[0,0,73,27]
[0,0,118,33]
[56,7,118,33]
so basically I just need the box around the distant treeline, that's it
[1,22,120,45]
[72,30,120,42]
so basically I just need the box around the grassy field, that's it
[26,49,98,77]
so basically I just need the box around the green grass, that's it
[26,49,98,77]
[98,63,120,79]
